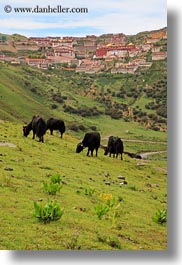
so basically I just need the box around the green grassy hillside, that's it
[0,121,167,250]
[0,61,167,250]
[0,61,167,134]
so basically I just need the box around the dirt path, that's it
[139,150,167,158]
[102,137,167,145]
[122,139,167,157]
[122,139,167,145]
[102,136,167,158]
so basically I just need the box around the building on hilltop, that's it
[152,51,167,61]
[54,46,75,58]
[111,63,139,74]
[25,57,55,69]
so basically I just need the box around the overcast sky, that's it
[0,0,167,37]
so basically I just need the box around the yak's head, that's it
[76,142,84,153]
[23,126,28,137]
[103,146,109,156]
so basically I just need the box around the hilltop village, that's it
[0,28,167,74]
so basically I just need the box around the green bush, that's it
[43,181,62,195]
[152,208,167,225]
[34,200,64,223]
[84,187,95,196]
[50,174,62,184]
[128,185,138,191]
[94,204,110,220]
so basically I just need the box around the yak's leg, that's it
[32,130,36,139]
[87,149,90,156]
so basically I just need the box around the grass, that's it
[0,60,167,250]
[0,120,167,250]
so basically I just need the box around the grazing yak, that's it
[104,136,124,160]
[23,115,47,143]
[47,118,65,138]
[76,132,101,157]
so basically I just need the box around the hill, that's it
[126,27,167,45]
[0,120,167,250]
[0,60,167,133]
[0,33,28,54]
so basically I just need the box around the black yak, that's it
[104,136,124,160]
[23,115,47,143]
[76,132,101,157]
[46,118,65,138]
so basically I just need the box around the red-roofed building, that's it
[96,44,135,59]
[96,47,108,58]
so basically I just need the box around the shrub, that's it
[63,105,76,114]
[156,105,167,118]
[94,204,110,220]
[111,112,122,120]
[95,194,119,220]
[151,126,160,131]
[51,104,58,109]
[43,181,62,195]
[106,197,116,209]
[128,185,138,191]
[84,187,95,196]
[50,174,62,184]
[52,92,64,103]
[64,104,102,117]
[78,124,86,131]
[30,87,37,93]
[90,125,97,131]
[69,123,79,132]
[34,200,64,223]
[152,208,167,225]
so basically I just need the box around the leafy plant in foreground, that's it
[50,174,62,184]
[94,203,110,220]
[84,187,95,196]
[128,185,138,191]
[43,174,63,195]
[95,193,121,226]
[152,208,167,225]
[34,200,64,223]
[43,181,62,195]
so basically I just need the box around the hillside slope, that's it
[0,64,53,122]
[0,120,167,250]
[0,61,167,134]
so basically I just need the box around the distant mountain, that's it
[126,27,167,44]
[0,33,28,41]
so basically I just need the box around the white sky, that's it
[0,0,167,37]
